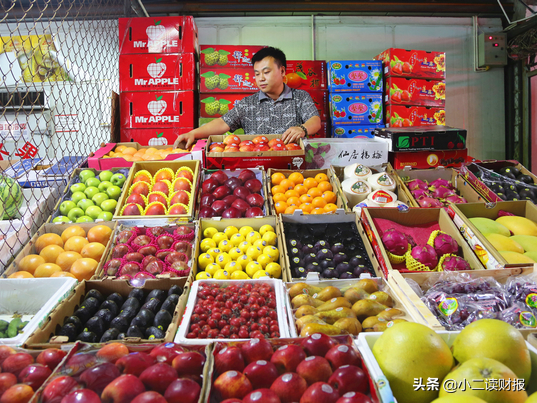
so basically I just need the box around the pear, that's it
[295,305,318,318]
[361,316,381,331]
[315,286,342,301]
[344,287,370,304]
[333,317,362,335]
[291,294,324,309]
[315,307,356,324]
[352,299,388,321]
[289,282,323,299]
[300,322,341,337]
[296,315,327,331]
[317,297,352,312]
[355,278,379,294]
[368,291,394,307]
[372,318,407,332]
[377,308,405,321]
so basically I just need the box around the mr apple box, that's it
[120,128,194,146]
[200,67,258,93]
[119,53,196,92]
[285,60,327,90]
[330,93,383,125]
[120,91,195,129]
[200,45,266,68]
[328,60,383,92]
[385,76,445,107]
[119,16,198,54]
[199,93,250,118]
[385,104,445,128]
[375,48,446,80]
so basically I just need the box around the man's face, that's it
[253,56,285,97]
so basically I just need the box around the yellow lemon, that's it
[246,261,262,277]
[253,270,270,279]
[264,246,279,261]
[230,233,245,246]
[229,247,243,260]
[205,263,221,276]
[246,231,261,244]
[262,232,277,246]
[212,232,228,245]
[200,238,217,253]
[231,270,249,280]
[224,261,240,274]
[198,253,214,270]
[214,269,230,280]
[236,254,252,269]
[246,246,263,261]
[224,226,239,238]
[196,271,212,280]
[238,241,252,254]
[215,253,231,269]
[218,239,233,253]
[257,253,273,268]
[207,248,222,259]
[265,262,282,278]
[239,226,254,237]
[259,224,275,236]
[203,227,218,239]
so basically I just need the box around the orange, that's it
[284,190,299,199]
[81,242,106,261]
[64,236,89,254]
[272,185,285,196]
[34,263,62,277]
[274,201,288,215]
[9,271,34,279]
[318,181,333,192]
[299,194,313,204]
[303,178,318,189]
[51,272,77,278]
[18,254,45,275]
[284,206,298,215]
[40,245,65,263]
[279,179,295,191]
[122,147,137,155]
[70,258,99,281]
[324,203,338,213]
[287,196,300,206]
[56,251,82,271]
[35,233,64,254]
[87,225,113,245]
[294,184,308,195]
[307,187,322,198]
[288,172,304,185]
[315,173,329,183]
[312,197,327,209]
[271,172,286,186]
[115,145,127,153]
[311,208,325,215]
[322,191,337,204]
[273,193,287,203]
[298,203,313,213]
[61,226,86,243]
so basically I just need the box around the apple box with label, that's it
[375,48,446,80]
[330,93,383,125]
[199,93,251,118]
[120,91,195,129]
[119,53,196,92]
[389,149,468,169]
[333,125,384,139]
[328,60,383,92]
[200,67,258,93]
[121,127,194,146]
[119,16,198,54]
[285,60,327,90]
[200,45,266,68]
[385,76,445,107]
[385,104,445,127]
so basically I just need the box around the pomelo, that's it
[0,176,22,219]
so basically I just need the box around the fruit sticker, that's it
[438,297,458,316]
[526,293,537,309]
[520,311,537,328]
[328,60,383,92]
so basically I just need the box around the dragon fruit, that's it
[429,178,454,190]
[411,189,431,200]
[418,197,444,208]
[381,229,409,255]
[407,179,429,191]
[434,233,459,256]
[410,244,438,270]
[431,186,456,199]
[442,255,471,271]
[444,194,467,204]
[406,234,417,248]
[498,210,516,217]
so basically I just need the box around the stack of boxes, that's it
[327,60,384,139]
[118,16,198,146]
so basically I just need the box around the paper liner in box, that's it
[386,244,410,265]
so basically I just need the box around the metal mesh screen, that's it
[0,0,126,270]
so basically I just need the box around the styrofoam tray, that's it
[0,277,78,346]
[175,278,290,345]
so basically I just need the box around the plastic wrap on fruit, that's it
[505,273,537,308]
[496,301,537,328]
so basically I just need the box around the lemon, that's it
[253,239,268,249]
[203,227,218,239]
[262,232,277,246]
[207,248,222,259]
[238,241,252,254]
[214,269,230,279]
[230,233,245,246]
[246,246,263,261]
[253,270,270,279]
[265,262,282,278]
[198,253,214,270]
[224,226,239,237]
[205,263,221,276]
[263,246,279,261]
[224,261,240,274]
[259,224,275,236]
[218,239,232,253]
[256,253,273,268]
[236,254,252,269]
[196,271,212,280]
[239,226,254,237]
[229,247,243,260]
[212,232,228,245]
[215,252,231,269]
[246,231,261,244]
[246,261,262,277]
[200,238,217,253]
[231,270,249,280]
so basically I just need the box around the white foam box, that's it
[357,330,537,401]
[175,278,290,345]
[0,277,77,346]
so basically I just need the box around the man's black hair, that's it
[252,47,287,68]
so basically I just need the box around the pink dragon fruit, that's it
[410,244,438,270]
[442,256,471,271]
[418,197,444,208]
[431,186,456,199]
[407,179,429,191]
[498,210,516,217]
[411,189,431,200]
[381,229,409,255]
[434,233,459,256]
[445,194,467,204]
[429,178,454,190]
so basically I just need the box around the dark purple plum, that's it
[288,239,302,250]
[333,252,348,265]
[290,257,303,268]
[302,244,315,255]
[322,268,338,278]
[294,267,307,278]
[314,240,330,252]
[349,255,367,267]
[290,247,302,258]
[336,262,351,275]
[319,259,334,270]
[331,243,345,254]
[303,253,317,266]
[306,262,321,273]
[353,265,369,277]
[316,248,333,260]
[340,272,355,279]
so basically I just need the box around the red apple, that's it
[335,391,372,403]
[224,147,240,153]
[211,170,229,185]
[240,145,255,152]
[164,378,201,403]
[213,370,253,401]
[169,204,187,215]
[173,178,191,193]
[199,206,215,218]
[211,200,230,216]
[300,382,339,403]
[214,346,245,375]
[42,376,79,403]
[286,143,301,150]
[172,351,205,377]
[243,389,282,403]
[0,346,16,366]
[202,178,219,194]
[232,198,250,215]
[301,333,337,357]
[271,143,286,151]
[176,170,194,183]
[270,372,308,403]
[149,342,185,365]
[211,145,225,153]
[116,352,156,376]
[297,356,332,385]
[139,363,178,394]
[234,186,251,200]
[65,354,97,376]
[245,207,264,217]
[126,193,146,209]
[225,177,242,191]
[101,374,145,403]
[130,391,167,403]
[36,349,67,371]
[271,344,306,374]
[210,142,224,150]
[325,345,361,369]
[268,139,285,148]
[254,144,270,152]
[245,178,263,193]
[224,135,241,145]
[80,362,120,395]
[61,389,101,403]
[238,169,257,184]
[243,360,279,389]
[148,192,168,206]
[246,193,265,208]
[328,365,368,396]
[200,193,216,208]
[18,363,52,391]
[241,338,273,364]
[130,182,150,197]
[0,373,17,396]
[214,185,232,200]
[222,195,239,205]
[239,140,254,147]
[2,353,34,377]
[153,181,171,196]
[252,136,269,144]
[122,203,143,216]
[222,207,242,219]
[144,202,167,215]
[0,384,34,403]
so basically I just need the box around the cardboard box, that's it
[118,16,198,55]
[330,93,383,125]
[204,134,306,170]
[385,104,445,127]
[360,207,485,278]
[199,92,251,118]
[328,60,383,92]
[308,120,329,139]
[385,76,445,107]
[119,53,197,92]
[200,45,265,68]
[304,89,329,120]
[374,48,446,80]
[120,128,194,147]
[285,60,327,90]
[120,91,195,129]
[200,67,258,93]
[375,125,466,152]
[3,157,85,189]
[332,125,383,139]
[447,201,537,270]
[389,148,469,169]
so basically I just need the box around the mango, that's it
[510,234,537,252]
[496,216,537,236]
[499,250,536,264]
[469,217,510,237]
[524,251,537,261]
[484,233,524,254]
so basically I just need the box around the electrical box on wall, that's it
[478,32,507,67]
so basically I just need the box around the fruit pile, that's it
[199,169,265,218]
[55,169,129,223]
[10,224,113,280]
[103,225,194,279]
[196,224,281,280]
[209,135,301,153]
[0,346,67,402]
[0,317,28,339]
[210,334,372,403]
[475,164,537,202]
[35,342,205,403]
[403,177,467,207]
[283,221,375,279]
[289,279,407,337]
[56,286,182,343]
[270,172,338,215]
[103,145,190,162]
[185,281,281,339]
[120,166,196,216]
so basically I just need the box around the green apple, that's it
[71,191,86,205]
[77,198,95,212]
[53,215,71,223]
[85,177,101,188]
[78,169,96,183]
[59,200,77,216]
[86,205,103,220]
[92,192,109,207]
[70,183,86,194]
[99,170,114,182]
[67,207,85,222]
[106,185,122,200]
[84,186,100,199]
[101,199,118,213]
[76,215,94,223]
[98,181,113,192]
[97,211,113,221]
[110,173,126,187]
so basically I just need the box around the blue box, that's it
[332,125,384,139]
[330,93,383,125]
[328,60,383,92]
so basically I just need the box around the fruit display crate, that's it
[266,167,348,216]
[447,201,537,270]
[175,279,290,344]
[0,277,77,346]
[113,160,201,221]
[196,167,270,219]
[204,135,306,170]
[360,207,485,278]
[284,275,419,338]
[24,277,190,348]
[96,219,199,281]
[2,221,117,280]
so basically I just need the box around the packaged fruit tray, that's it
[48,167,131,224]
[24,278,189,348]
[3,221,117,280]
[175,279,290,344]
[197,167,270,219]
[32,340,210,403]
[97,219,199,281]
[113,160,200,220]
[0,278,77,346]
[207,334,389,403]
[285,275,418,338]
[196,216,289,281]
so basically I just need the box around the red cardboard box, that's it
[305,89,329,120]
[385,76,445,107]
[119,16,198,55]
[120,91,195,129]
[200,45,265,68]
[199,92,251,118]
[374,48,446,80]
[285,60,327,90]
[308,121,328,138]
[389,149,468,169]
[200,67,258,93]
[119,53,196,92]
[385,104,445,127]
[120,127,193,146]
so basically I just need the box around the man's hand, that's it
[282,126,305,144]
[174,131,196,150]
